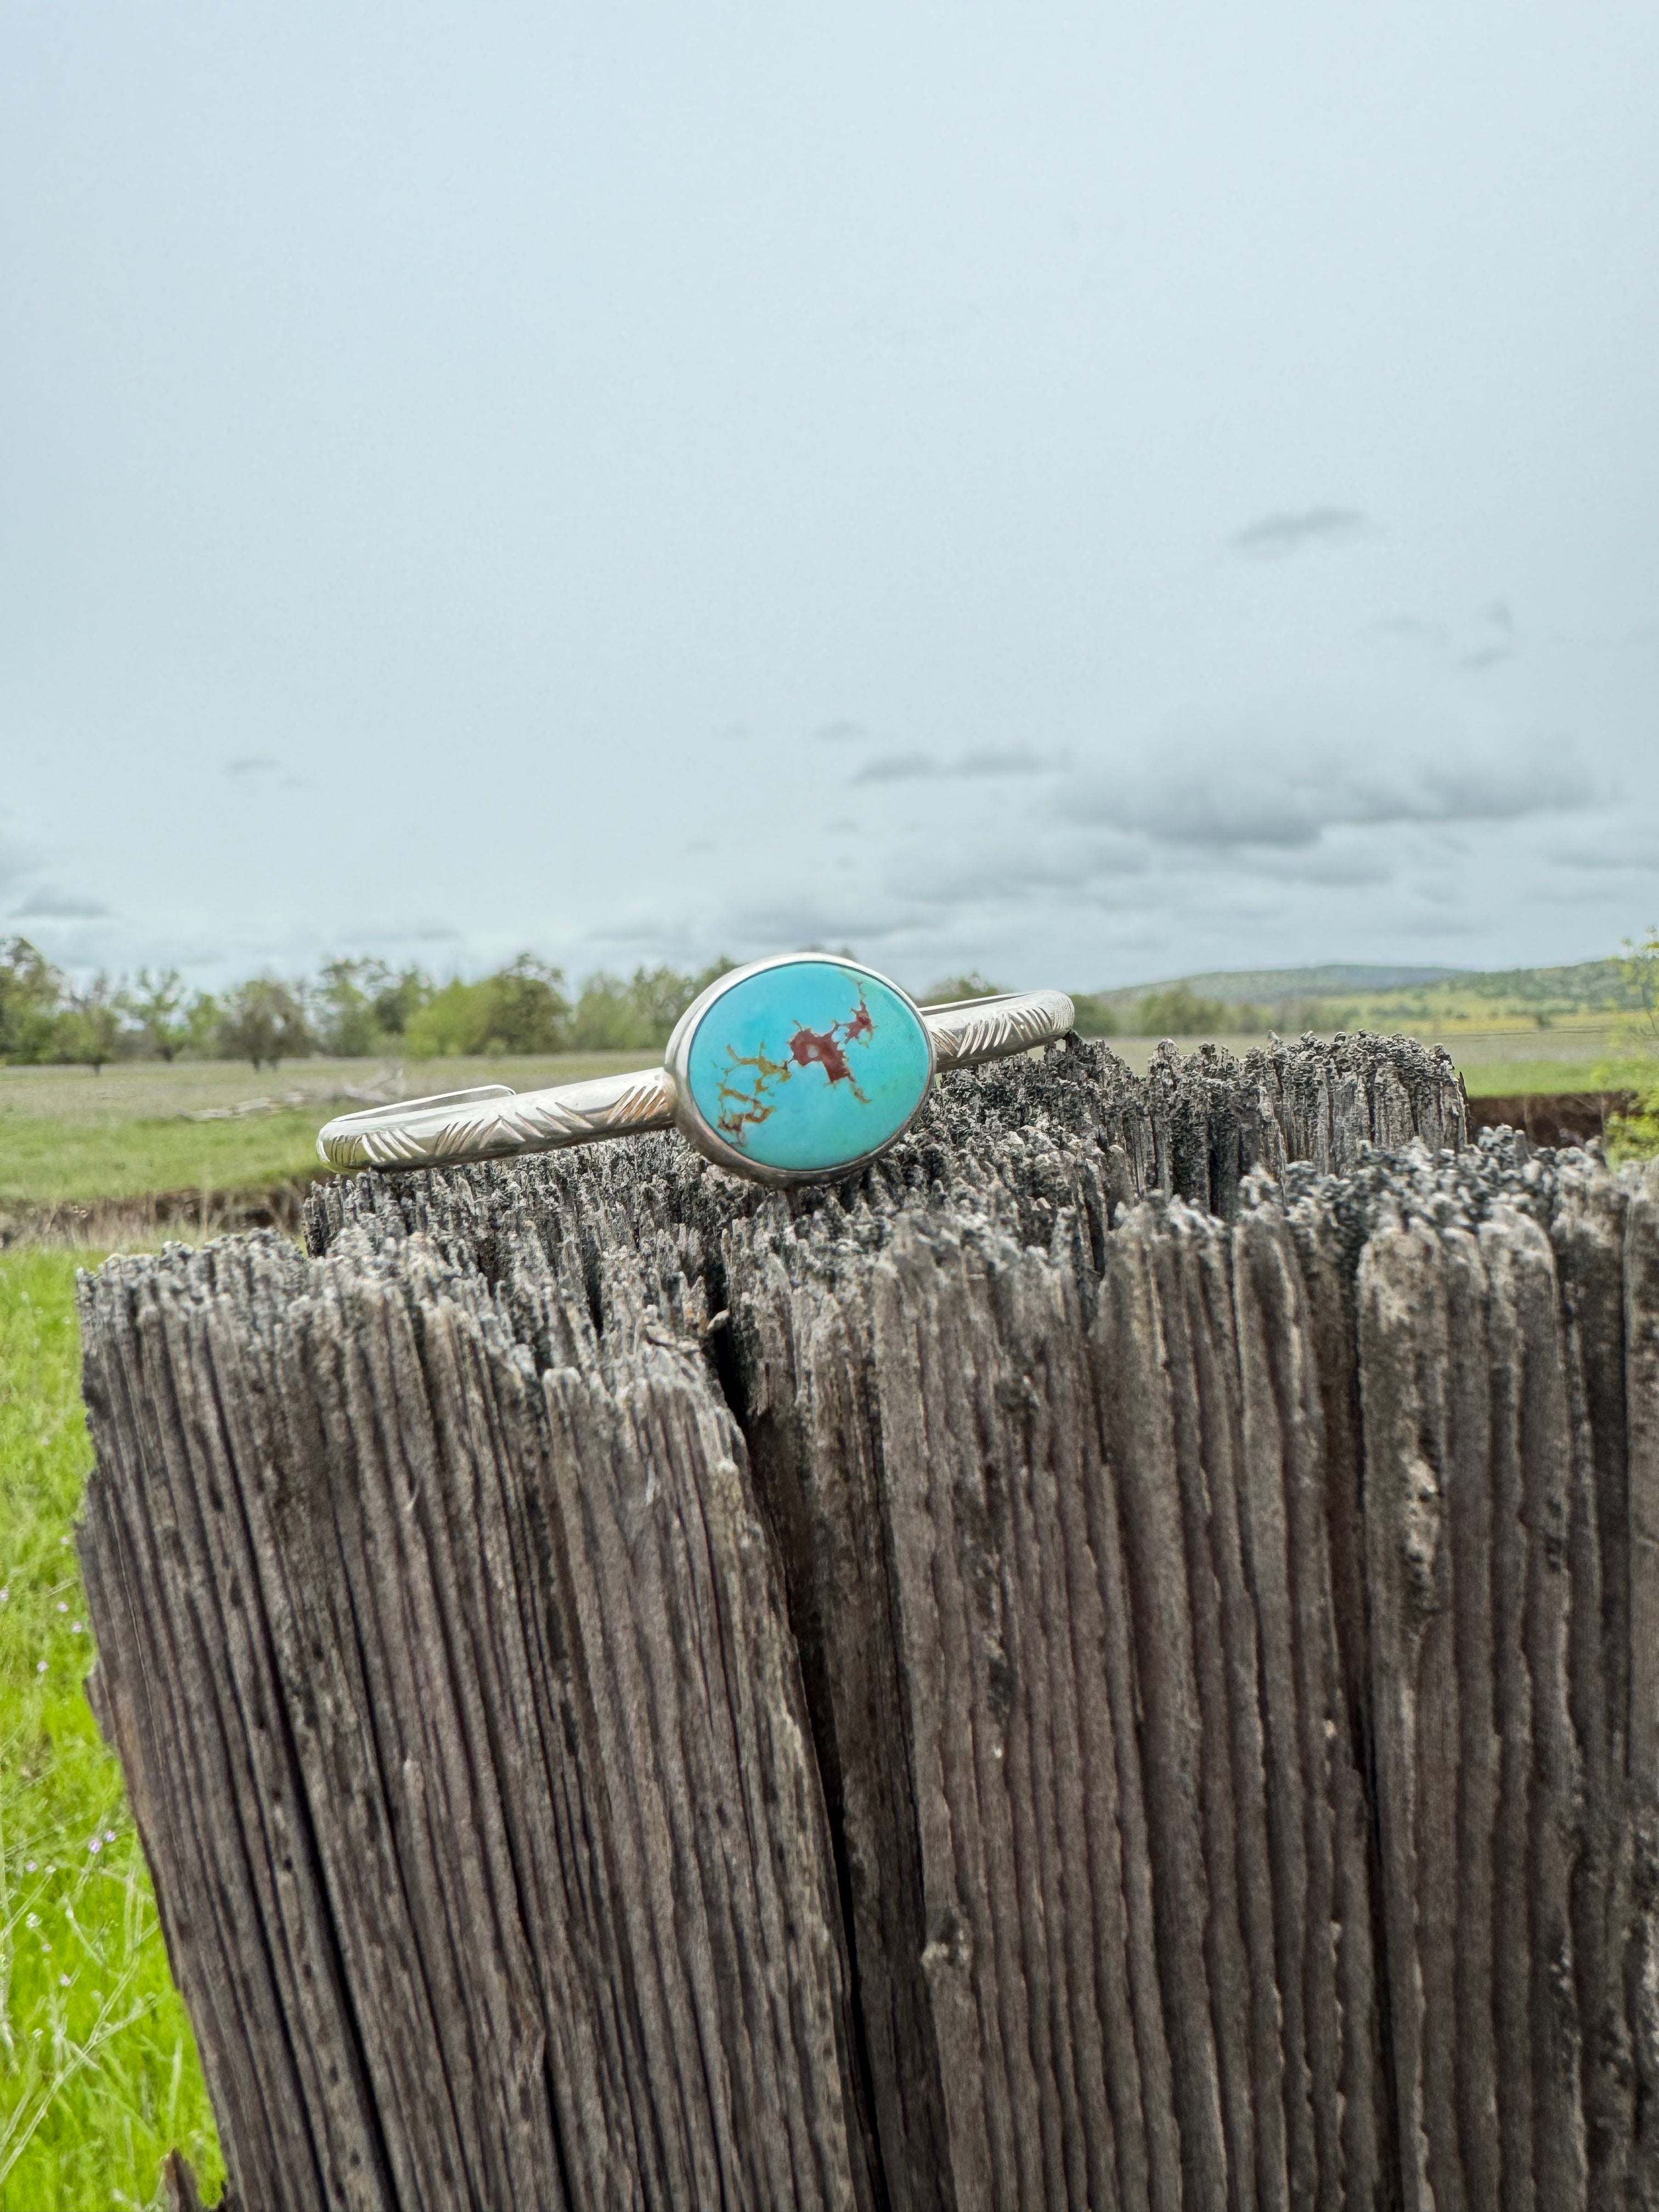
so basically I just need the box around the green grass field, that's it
[0,1032,1637,1220]
[0,1249,222,2210]
[0,1053,643,1211]
[1087,953,1654,1029]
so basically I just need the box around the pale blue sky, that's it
[3,0,1656,992]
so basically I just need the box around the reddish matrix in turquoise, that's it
[684,961,932,1174]
[717,986,873,1137]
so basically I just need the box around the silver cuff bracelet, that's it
[318,952,1074,1189]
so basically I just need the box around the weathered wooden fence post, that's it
[75,1035,1659,2208]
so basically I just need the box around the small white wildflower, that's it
[36,1660,47,1674]
[71,1620,82,1633]
[25,1859,36,1871]
[0,1587,9,1602]
[59,1534,69,1546]
[103,1830,116,1843]
[87,1837,101,1855]
[56,1600,68,1613]
[25,1912,39,1929]
[58,1974,70,1987]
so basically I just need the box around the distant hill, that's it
[1073,957,1646,1036]
[1087,964,1469,1013]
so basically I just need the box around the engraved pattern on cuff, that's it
[923,989,1076,1069]
[318,1066,677,1171]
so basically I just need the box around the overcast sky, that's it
[3,1,1656,994]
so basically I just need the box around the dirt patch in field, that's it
[0,1177,332,1250]
[1465,1091,1637,1147]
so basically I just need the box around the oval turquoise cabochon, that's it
[684,960,933,1173]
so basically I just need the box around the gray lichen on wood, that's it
[74,1031,1659,2209]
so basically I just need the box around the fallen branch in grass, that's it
[178,1067,404,1122]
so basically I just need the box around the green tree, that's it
[1618,927,1659,1048]
[120,967,189,1060]
[311,957,433,1054]
[1596,928,1659,1161]
[181,990,223,1057]
[481,955,570,1053]
[403,977,496,1058]
[1066,994,1120,1038]
[625,960,732,1045]
[218,978,314,1069]
[1133,985,1231,1036]
[567,961,732,1052]
[314,958,386,1057]
[0,936,64,1062]
[911,969,1000,1004]
[403,957,571,1058]
[920,971,1002,1005]
[52,974,123,1074]
[566,972,641,1051]
[369,964,431,1038]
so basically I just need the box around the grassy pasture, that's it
[0,1053,644,1210]
[1088,955,1649,1028]
[0,1248,223,2209]
[0,1034,1632,1219]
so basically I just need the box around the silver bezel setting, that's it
[663,951,938,1189]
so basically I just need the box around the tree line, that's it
[0,936,1363,1074]
[0,938,736,1071]
[14,940,1559,1077]
[1070,985,1281,1037]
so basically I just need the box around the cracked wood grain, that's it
[74,1037,1659,2209]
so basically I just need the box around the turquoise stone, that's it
[684,960,932,1174]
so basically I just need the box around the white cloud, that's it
[1062,724,1588,850]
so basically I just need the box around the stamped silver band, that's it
[318,972,1075,1179]
[918,987,1077,1069]
[318,1068,679,1173]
